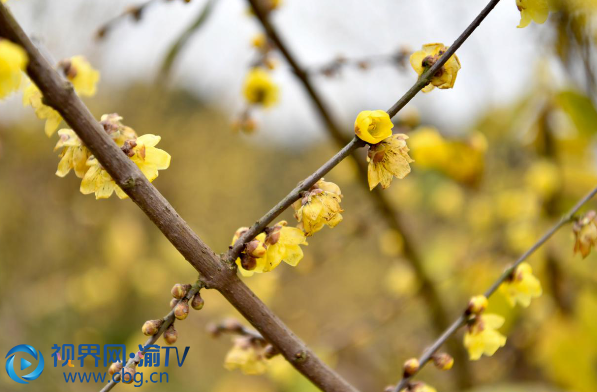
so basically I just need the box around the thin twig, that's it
[391,184,597,392]
[96,0,171,40]
[0,5,358,392]
[304,50,409,77]
[100,283,202,392]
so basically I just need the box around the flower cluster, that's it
[293,179,344,236]
[573,211,597,258]
[410,43,461,93]
[57,114,171,199]
[232,221,308,276]
[0,39,28,99]
[463,295,507,360]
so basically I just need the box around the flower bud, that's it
[191,293,204,310]
[121,367,135,384]
[246,239,267,258]
[403,358,420,377]
[174,300,189,320]
[467,295,488,315]
[264,344,279,359]
[142,319,162,336]
[222,318,243,332]
[171,283,187,299]
[206,323,221,337]
[164,324,178,345]
[108,361,123,376]
[169,298,178,309]
[432,353,454,370]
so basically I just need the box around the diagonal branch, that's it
[0,5,358,392]
[391,183,597,392]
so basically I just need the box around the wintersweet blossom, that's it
[464,313,507,360]
[23,83,63,136]
[516,0,549,28]
[0,39,28,99]
[367,133,413,190]
[62,56,100,97]
[293,179,343,236]
[224,337,268,375]
[573,211,597,258]
[243,67,278,107]
[354,110,393,144]
[54,129,91,178]
[499,262,542,307]
[410,43,461,92]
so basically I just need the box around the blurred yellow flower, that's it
[251,33,267,50]
[224,337,268,375]
[516,0,549,28]
[525,159,561,199]
[367,133,413,190]
[0,39,28,99]
[54,129,91,178]
[23,83,63,136]
[573,211,597,258]
[464,313,507,360]
[127,134,171,182]
[354,110,393,144]
[293,179,343,236]
[63,56,100,97]
[243,67,278,107]
[410,43,461,92]
[499,262,542,307]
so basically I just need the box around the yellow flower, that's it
[499,262,542,307]
[126,134,171,182]
[354,110,393,144]
[23,83,63,136]
[0,39,28,99]
[243,67,278,107]
[516,0,549,28]
[573,211,597,258]
[293,179,343,236]
[251,33,267,50]
[524,159,561,199]
[54,129,91,178]
[231,222,307,277]
[80,156,128,200]
[224,337,268,375]
[463,314,507,360]
[410,43,461,92]
[264,221,307,270]
[61,56,100,97]
[367,133,413,190]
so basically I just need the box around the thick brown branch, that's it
[391,185,597,391]
[0,5,358,392]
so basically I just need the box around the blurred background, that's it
[1,0,597,391]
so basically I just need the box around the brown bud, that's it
[142,319,162,336]
[264,344,279,359]
[171,283,187,299]
[121,367,136,384]
[169,298,178,309]
[108,361,123,376]
[206,323,221,337]
[403,358,420,377]
[432,353,454,371]
[240,254,257,271]
[191,293,204,310]
[174,300,189,320]
[164,324,178,345]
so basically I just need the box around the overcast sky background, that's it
[0,0,558,144]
